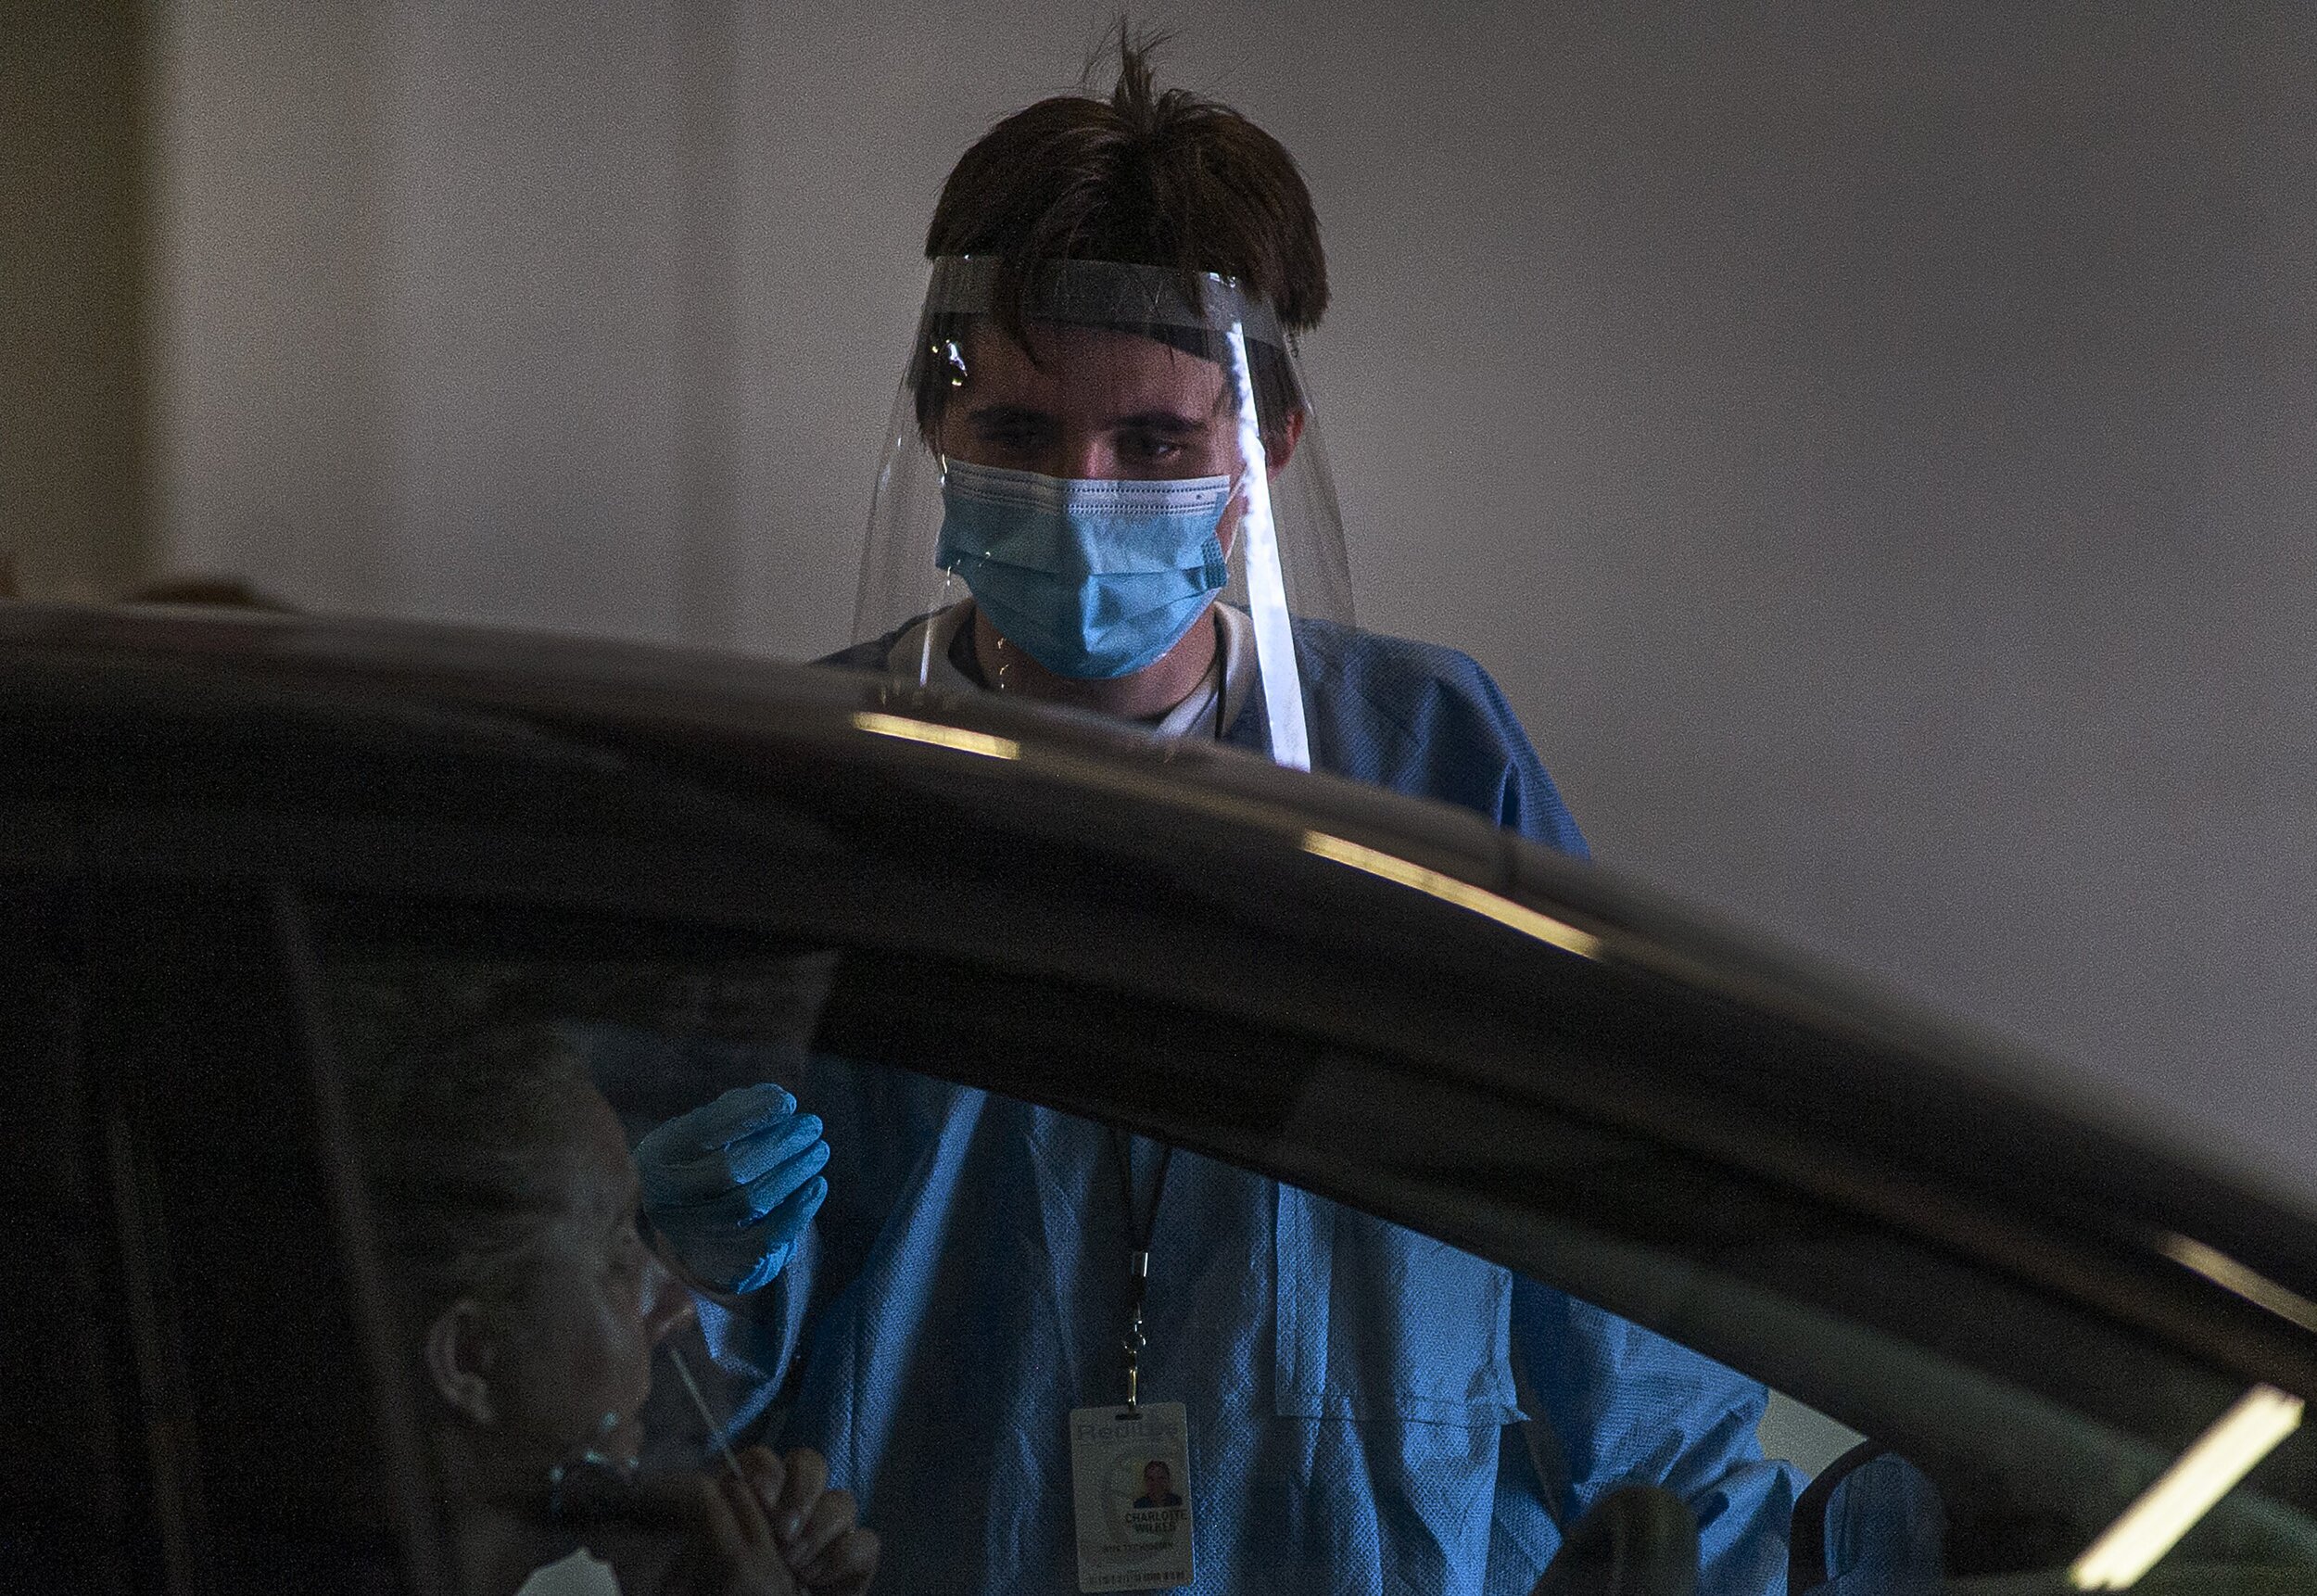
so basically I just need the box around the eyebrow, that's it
[1114,410,1209,436]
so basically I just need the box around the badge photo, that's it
[1068,1401,1195,1592]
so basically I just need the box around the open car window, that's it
[299,891,2317,1596]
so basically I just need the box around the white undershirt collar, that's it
[889,602,1256,741]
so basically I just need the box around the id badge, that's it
[1067,1401,1193,1592]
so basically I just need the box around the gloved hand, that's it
[637,1084,830,1296]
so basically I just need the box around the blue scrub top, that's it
[728,617,1801,1593]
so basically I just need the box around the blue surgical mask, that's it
[934,460,1233,680]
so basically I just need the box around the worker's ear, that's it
[1263,408,1307,481]
[424,1298,499,1426]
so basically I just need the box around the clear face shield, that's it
[851,257,1353,770]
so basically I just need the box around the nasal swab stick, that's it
[667,1344,749,1486]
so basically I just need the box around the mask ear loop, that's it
[1223,323,1310,771]
[937,449,1017,692]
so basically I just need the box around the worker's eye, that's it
[1118,430,1184,464]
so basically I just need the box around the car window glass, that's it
[0,882,126,1588]
[1761,1392,1864,1476]
[306,898,2317,1596]
[85,883,406,1594]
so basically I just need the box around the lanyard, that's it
[1108,1129,1174,1415]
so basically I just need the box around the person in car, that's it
[636,38,1800,1596]
[348,1023,878,1596]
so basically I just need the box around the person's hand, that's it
[692,1468,805,1596]
[579,1467,801,1596]
[735,1447,880,1596]
[636,1084,829,1295]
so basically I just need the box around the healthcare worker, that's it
[634,40,1804,1596]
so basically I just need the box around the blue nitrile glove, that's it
[636,1083,830,1295]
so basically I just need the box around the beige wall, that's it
[4,1,152,597]
[151,3,2317,1197]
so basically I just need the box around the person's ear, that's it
[1263,408,1307,481]
[424,1298,499,1426]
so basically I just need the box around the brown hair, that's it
[915,37,1323,447]
[347,1022,596,1329]
[927,34,1327,334]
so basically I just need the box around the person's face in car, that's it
[429,1088,694,1480]
[501,1090,693,1471]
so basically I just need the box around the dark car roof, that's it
[6,601,2316,1387]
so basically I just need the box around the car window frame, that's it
[17,627,2317,1589]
